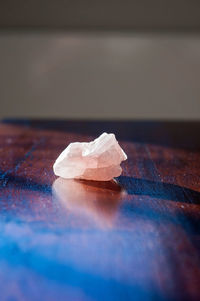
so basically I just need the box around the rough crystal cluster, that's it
[53,132,127,181]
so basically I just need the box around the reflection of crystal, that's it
[53,178,126,228]
[53,133,127,181]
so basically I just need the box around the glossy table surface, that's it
[0,119,200,301]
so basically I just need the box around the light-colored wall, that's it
[0,32,200,120]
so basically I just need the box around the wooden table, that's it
[0,119,200,301]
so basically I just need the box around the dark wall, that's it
[0,0,200,31]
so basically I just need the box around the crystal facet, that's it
[53,132,127,181]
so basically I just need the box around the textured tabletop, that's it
[0,119,200,301]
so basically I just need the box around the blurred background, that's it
[0,0,200,120]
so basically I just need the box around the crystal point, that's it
[53,133,127,181]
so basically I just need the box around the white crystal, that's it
[53,132,127,181]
